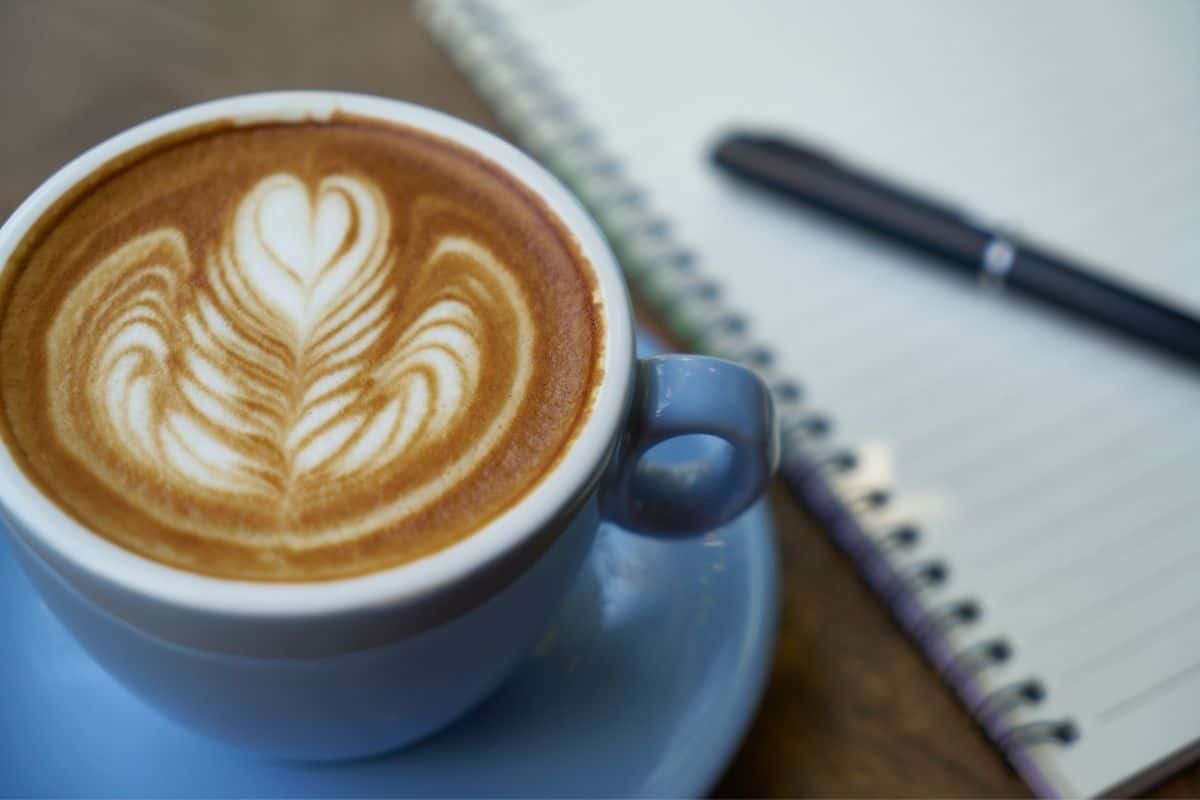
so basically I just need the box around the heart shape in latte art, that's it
[48,172,535,546]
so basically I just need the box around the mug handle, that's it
[601,355,780,535]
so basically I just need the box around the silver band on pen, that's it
[980,237,1017,288]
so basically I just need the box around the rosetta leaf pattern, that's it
[59,172,531,517]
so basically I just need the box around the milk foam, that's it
[48,172,534,546]
[0,119,601,580]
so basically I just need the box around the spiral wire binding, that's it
[416,0,1076,760]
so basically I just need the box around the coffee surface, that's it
[0,118,603,580]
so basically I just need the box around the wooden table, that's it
[1,2,1195,796]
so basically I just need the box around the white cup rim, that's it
[0,91,634,621]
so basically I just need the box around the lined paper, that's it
[479,1,1200,795]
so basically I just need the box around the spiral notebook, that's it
[418,1,1200,796]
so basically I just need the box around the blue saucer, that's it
[0,335,779,798]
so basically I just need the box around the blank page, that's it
[463,1,1200,795]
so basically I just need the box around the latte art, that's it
[0,120,601,579]
[54,172,532,542]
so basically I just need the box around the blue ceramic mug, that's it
[0,92,778,760]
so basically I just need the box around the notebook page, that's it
[485,1,1200,796]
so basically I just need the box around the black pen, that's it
[712,132,1200,367]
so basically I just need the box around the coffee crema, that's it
[0,118,603,581]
